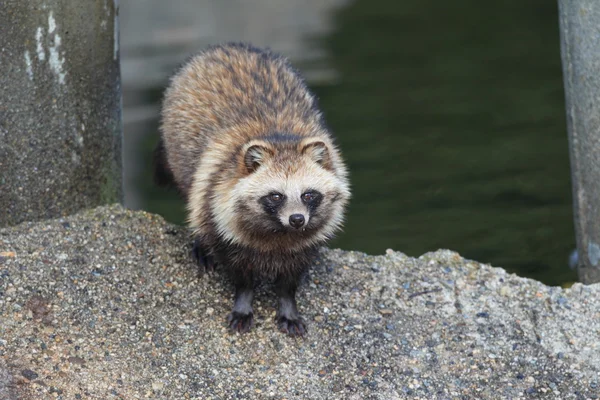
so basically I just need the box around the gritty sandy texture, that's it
[1,205,599,399]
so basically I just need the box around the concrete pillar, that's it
[558,0,600,283]
[0,0,122,227]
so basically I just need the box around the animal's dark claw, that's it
[227,311,254,333]
[277,316,307,337]
[192,238,216,274]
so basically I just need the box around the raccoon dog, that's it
[155,43,350,336]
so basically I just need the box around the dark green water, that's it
[139,0,577,286]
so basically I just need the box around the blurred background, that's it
[120,0,576,286]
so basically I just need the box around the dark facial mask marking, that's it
[301,189,323,215]
[259,192,286,216]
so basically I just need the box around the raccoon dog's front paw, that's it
[277,316,307,337]
[227,311,254,333]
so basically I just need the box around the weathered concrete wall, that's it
[558,1,600,283]
[0,0,122,227]
[1,205,599,398]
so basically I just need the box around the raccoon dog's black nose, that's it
[289,214,305,228]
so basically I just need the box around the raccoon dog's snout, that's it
[289,214,305,228]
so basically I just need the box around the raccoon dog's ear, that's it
[301,139,332,169]
[244,142,273,173]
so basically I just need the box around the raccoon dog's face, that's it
[214,136,350,250]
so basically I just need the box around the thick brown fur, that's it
[157,43,350,336]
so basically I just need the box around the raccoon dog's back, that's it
[161,43,328,196]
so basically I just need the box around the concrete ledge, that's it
[1,205,599,399]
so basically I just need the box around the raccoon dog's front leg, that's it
[275,273,306,337]
[227,271,254,333]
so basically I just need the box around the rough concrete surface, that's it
[0,205,599,399]
[0,0,122,227]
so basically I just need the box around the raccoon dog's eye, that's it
[301,192,314,203]
[270,193,284,202]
